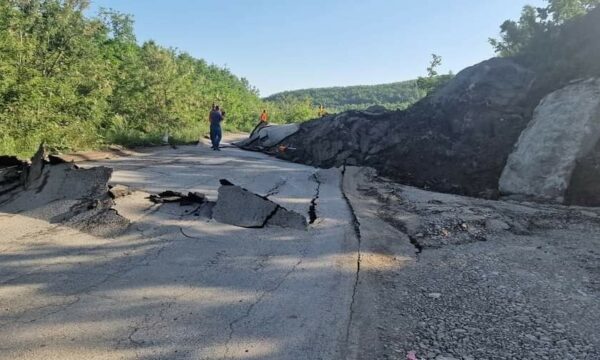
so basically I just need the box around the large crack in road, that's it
[340,165,363,357]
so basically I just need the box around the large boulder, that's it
[499,78,600,203]
[271,58,536,198]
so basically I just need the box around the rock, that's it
[427,292,442,299]
[186,192,206,203]
[108,184,132,199]
[212,180,307,229]
[213,184,278,228]
[499,78,600,204]
[148,190,206,205]
[565,133,600,206]
[485,219,511,232]
[149,190,185,203]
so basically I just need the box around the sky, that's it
[87,0,546,96]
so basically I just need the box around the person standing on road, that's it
[209,106,224,151]
[260,109,269,123]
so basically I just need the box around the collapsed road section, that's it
[0,145,129,237]
[0,145,359,360]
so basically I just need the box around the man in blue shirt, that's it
[209,106,223,151]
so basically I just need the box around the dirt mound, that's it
[257,58,535,198]
[240,53,600,206]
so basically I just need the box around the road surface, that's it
[0,144,360,359]
[3,145,599,360]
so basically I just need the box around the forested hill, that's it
[264,80,423,112]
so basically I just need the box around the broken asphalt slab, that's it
[0,146,130,237]
[213,179,307,230]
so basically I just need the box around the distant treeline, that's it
[264,80,425,113]
[0,0,304,157]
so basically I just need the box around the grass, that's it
[0,120,258,160]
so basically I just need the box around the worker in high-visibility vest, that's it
[317,105,327,117]
[260,110,269,123]
[250,110,269,137]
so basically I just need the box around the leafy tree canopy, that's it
[490,0,600,56]
[0,0,276,157]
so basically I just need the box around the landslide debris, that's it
[355,167,600,251]
[212,179,307,230]
[0,145,129,237]
[348,157,600,253]
[243,57,536,199]
[238,8,600,207]
[344,167,600,360]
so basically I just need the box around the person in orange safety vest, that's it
[260,109,269,123]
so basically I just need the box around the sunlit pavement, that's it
[0,144,359,360]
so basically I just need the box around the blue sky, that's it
[88,0,545,96]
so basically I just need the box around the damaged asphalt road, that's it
[343,167,600,360]
[1,146,600,360]
[0,145,358,359]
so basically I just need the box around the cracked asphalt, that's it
[3,146,599,360]
[343,167,600,360]
[0,144,359,359]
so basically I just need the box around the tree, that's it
[417,54,453,96]
[489,0,600,56]
[0,0,268,157]
[548,0,600,22]
[426,54,442,77]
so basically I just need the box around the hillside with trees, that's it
[265,54,453,115]
[264,80,423,114]
[0,0,270,157]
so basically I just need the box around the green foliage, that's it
[426,54,442,77]
[264,96,314,124]
[548,0,600,21]
[265,80,423,115]
[417,54,453,96]
[266,54,455,116]
[490,0,600,56]
[0,0,264,158]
